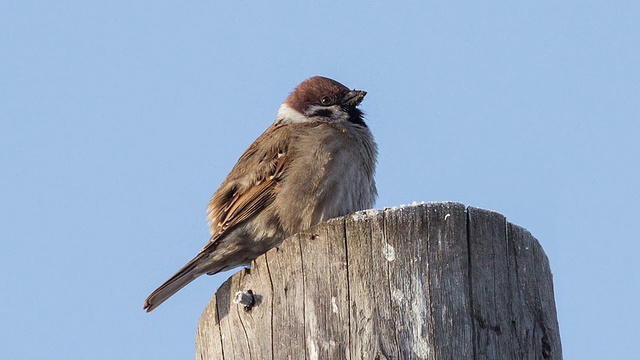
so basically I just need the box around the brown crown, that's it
[284,76,351,113]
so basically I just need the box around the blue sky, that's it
[1,1,638,359]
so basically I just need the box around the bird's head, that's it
[276,76,367,127]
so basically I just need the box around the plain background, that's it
[2,1,639,359]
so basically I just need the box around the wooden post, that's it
[196,202,562,359]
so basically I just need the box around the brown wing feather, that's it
[218,176,280,232]
[204,124,290,248]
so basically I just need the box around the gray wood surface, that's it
[196,202,562,359]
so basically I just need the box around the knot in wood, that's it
[233,289,255,311]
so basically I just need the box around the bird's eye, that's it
[320,96,332,106]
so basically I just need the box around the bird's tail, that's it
[144,252,209,312]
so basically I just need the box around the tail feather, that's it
[144,252,209,312]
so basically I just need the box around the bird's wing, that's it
[204,123,291,247]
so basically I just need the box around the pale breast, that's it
[273,122,377,234]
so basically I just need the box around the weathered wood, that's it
[196,202,562,359]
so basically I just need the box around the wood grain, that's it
[196,203,562,359]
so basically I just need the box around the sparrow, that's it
[144,76,377,312]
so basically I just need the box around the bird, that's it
[143,76,377,312]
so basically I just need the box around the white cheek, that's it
[276,103,308,123]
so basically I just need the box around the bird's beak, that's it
[342,90,367,107]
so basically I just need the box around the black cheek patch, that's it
[312,109,333,118]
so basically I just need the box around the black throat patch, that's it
[346,107,367,128]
